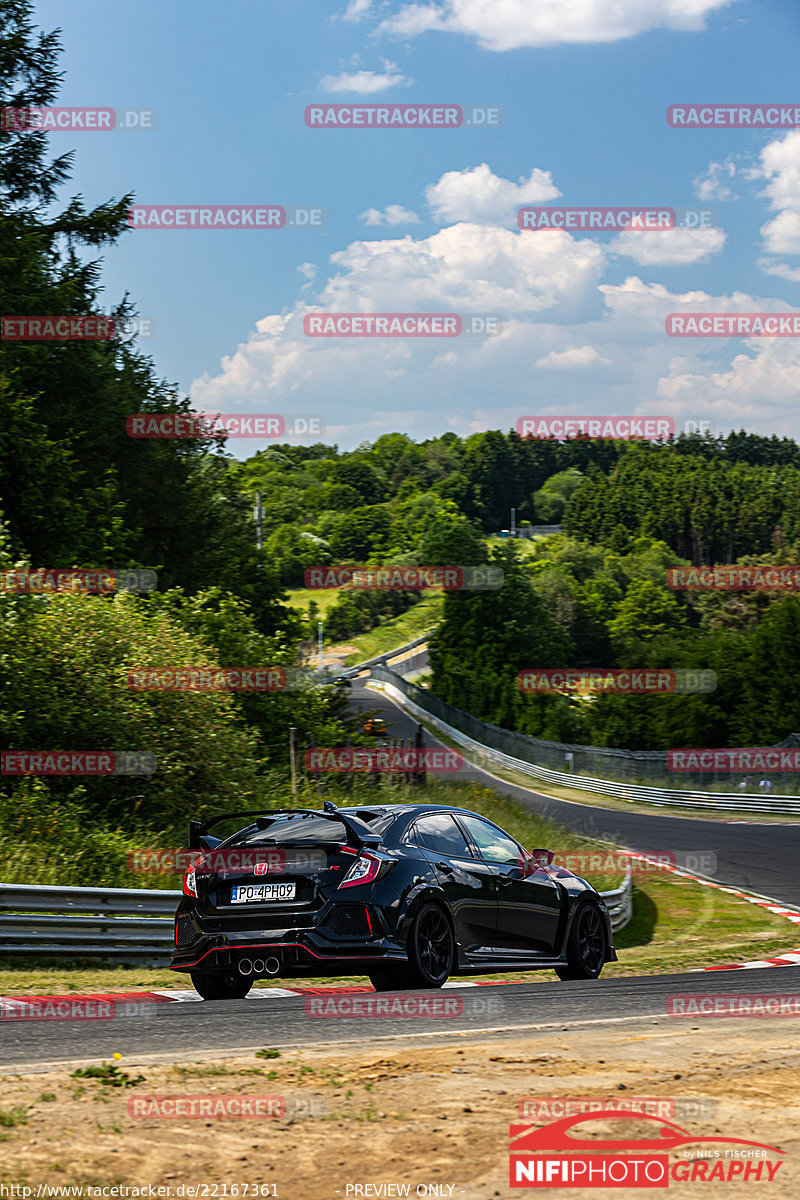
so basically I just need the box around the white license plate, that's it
[231,883,297,904]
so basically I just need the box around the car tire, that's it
[399,902,455,989]
[367,968,406,992]
[555,903,607,981]
[190,971,253,1000]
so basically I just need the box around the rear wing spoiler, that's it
[188,802,381,852]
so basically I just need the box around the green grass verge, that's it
[0,780,795,994]
[283,588,342,619]
[332,594,442,664]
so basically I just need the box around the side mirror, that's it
[517,849,554,875]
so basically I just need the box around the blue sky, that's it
[32,0,800,449]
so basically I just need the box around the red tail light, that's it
[339,852,381,889]
[183,854,204,897]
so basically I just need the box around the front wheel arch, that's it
[556,900,608,981]
[396,883,451,944]
[406,900,456,987]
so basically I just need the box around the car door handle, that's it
[435,861,455,874]
[497,875,516,887]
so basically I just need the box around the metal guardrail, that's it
[601,870,633,932]
[339,633,432,678]
[517,525,563,538]
[373,672,800,815]
[0,867,632,962]
[0,883,181,964]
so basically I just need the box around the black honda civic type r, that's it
[171,801,617,999]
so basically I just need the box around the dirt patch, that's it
[1,1019,799,1197]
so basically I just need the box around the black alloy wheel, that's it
[369,902,455,990]
[556,904,607,981]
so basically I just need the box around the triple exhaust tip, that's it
[238,956,281,977]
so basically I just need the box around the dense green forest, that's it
[3,0,800,870]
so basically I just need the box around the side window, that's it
[459,815,521,865]
[413,813,473,859]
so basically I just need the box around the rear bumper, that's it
[170,920,405,975]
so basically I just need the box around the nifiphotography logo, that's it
[508,1111,784,1187]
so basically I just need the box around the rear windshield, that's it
[231,811,394,845]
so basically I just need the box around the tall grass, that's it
[0,774,624,889]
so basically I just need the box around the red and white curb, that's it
[148,979,505,1003]
[0,980,504,1010]
[623,849,800,971]
[3,862,799,1010]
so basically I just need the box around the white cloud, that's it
[753,130,800,256]
[359,205,421,226]
[425,163,560,225]
[760,209,800,257]
[758,130,800,212]
[535,346,613,369]
[610,227,726,266]
[657,340,800,433]
[189,223,606,427]
[758,258,800,283]
[647,279,800,431]
[320,223,605,314]
[693,158,738,202]
[320,60,409,94]
[189,203,800,444]
[342,0,373,19]
[598,275,748,331]
[378,0,738,52]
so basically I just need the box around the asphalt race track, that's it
[3,671,799,1073]
[2,969,800,1071]
[351,676,800,908]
